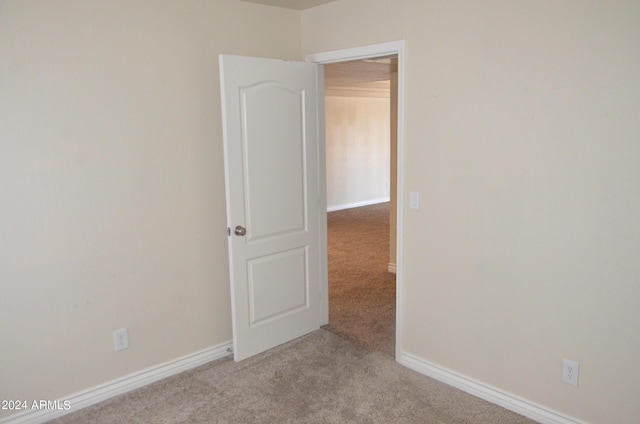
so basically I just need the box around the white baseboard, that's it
[327,197,390,212]
[398,352,588,424]
[1,341,233,424]
[387,263,396,273]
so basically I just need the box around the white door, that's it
[219,55,324,361]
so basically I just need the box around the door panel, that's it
[219,55,323,361]
[248,247,308,326]
[242,82,307,239]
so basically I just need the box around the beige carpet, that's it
[324,202,395,357]
[48,330,536,424]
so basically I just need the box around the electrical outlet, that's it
[562,359,579,386]
[113,328,129,352]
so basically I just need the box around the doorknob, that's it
[234,225,247,236]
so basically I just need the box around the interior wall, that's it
[303,1,640,423]
[325,94,391,210]
[0,0,301,418]
[389,70,398,271]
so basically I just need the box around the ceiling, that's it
[238,0,338,10]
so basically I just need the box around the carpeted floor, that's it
[48,330,536,424]
[323,202,395,357]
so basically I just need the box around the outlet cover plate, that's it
[114,328,129,352]
[562,359,579,386]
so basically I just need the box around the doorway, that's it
[306,41,405,360]
[323,57,396,357]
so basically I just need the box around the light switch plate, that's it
[410,192,419,210]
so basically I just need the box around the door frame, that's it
[306,40,405,360]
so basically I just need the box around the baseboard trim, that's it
[1,341,233,424]
[398,352,587,424]
[387,263,396,273]
[327,197,390,212]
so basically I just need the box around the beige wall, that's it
[325,95,390,210]
[3,1,640,422]
[389,70,398,271]
[0,0,301,419]
[304,1,640,423]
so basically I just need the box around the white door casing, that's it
[219,55,324,361]
[306,40,405,360]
